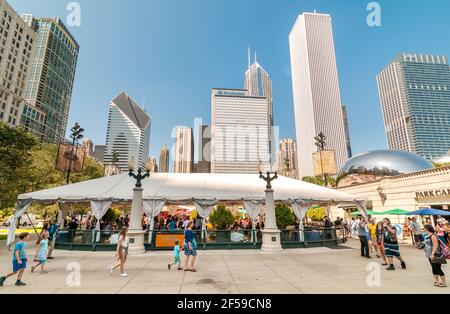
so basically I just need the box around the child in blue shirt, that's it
[0,232,30,287]
[168,240,182,270]
[31,232,49,274]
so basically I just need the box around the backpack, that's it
[438,237,450,259]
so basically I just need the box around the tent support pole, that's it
[26,213,40,238]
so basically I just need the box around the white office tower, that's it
[211,88,271,174]
[289,12,349,178]
[174,127,194,173]
[104,92,151,172]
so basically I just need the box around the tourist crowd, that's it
[341,214,450,288]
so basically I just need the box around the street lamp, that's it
[258,160,278,190]
[314,132,328,187]
[66,122,85,184]
[128,157,153,188]
[127,157,154,255]
[257,160,282,252]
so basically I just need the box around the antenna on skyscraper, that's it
[254,51,257,64]
[248,46,251,70]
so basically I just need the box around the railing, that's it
[55,226,346,251]
[146,229,262,251]
[55,229,120,250]
[280,226,347,248]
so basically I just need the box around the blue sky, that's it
[9,0,450,163]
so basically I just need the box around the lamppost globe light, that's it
[145,158,154,172]
[272,165,278,174]
[128,158,136,172]
[257,160,263,174]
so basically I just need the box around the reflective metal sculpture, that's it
[337,150,433,187]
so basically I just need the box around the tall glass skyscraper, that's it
[377,53,450,161]
[20,16,79,143]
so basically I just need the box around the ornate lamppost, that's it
[127,157,153,255]
[257,160,282,252]
[314,132,328,187]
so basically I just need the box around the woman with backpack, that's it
[424,224,447,288]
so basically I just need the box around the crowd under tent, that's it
[8,173,361,246]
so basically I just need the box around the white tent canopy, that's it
[16,173,358,203]
[8,173,360,246]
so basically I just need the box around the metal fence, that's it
[55,226,346,251]
[280,227,347,248]
[55,229,120,251]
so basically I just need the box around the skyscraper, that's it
[0,0,36,127]
[377,53,450,161]
[277,138,298,179]
[93,145,105,163]
[244,49,274,164]
[159,145,170,173]
[193,124,211,173]
[20,15,79,143]
[244,48,273,125]
[211,88,270,174]
[148,156,158,173]
[342,105,352,158]
[289,12,349,178]
[83,138,94,157]
[104,92,151,172]
[174,127,194,173]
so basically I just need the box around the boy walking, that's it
[0,232,30,287]
[168,240,182,270]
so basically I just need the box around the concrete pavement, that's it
[0,239,448,294]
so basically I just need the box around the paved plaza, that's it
[0,239,448,294]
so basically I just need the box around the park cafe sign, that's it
[416,189,450,199]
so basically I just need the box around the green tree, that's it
[433,162,450,168]
[275,203,296,229]
[209,204,235,229]
[0,122,105,211]
[306,206,326,222]
[27,143,65,192]
[0,122,38,208]
[111,150,119,166]
[70,156,104,184]
[302,176,336,187]
[103,208,122,223]
[0,207,13,220]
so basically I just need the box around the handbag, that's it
[432,253,448,265]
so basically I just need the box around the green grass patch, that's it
[0,227,42,236]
